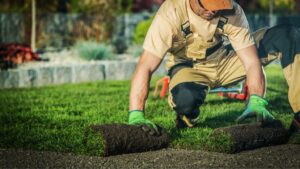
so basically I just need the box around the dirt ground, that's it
[1,144,300,169]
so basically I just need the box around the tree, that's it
[31,0,36,51]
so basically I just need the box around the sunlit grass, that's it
[0,64,295,155]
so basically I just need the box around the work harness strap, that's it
[176,0,228,39]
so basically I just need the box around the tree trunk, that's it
[31,0,36,51]
[269,0,275,27]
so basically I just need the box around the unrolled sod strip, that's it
[84,124,170,156]
[208,120,290,153]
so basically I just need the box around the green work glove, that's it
[236,94,275,123]
[128,110,159,134]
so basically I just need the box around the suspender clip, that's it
[181,21,192,38]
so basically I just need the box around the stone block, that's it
[38,66,55,86]
[0,70,8,88]
[54,66,73,84]
[103,61,137,80]
[19,68,38,87]
[0,69,19,88]
[74,63,105,83]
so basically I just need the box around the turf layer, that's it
[208,120,289,153]
[0,64,297,155]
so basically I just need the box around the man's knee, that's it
[170,82,207,118]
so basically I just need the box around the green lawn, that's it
[0,64,295,155]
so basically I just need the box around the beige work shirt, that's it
[143,0,254,60]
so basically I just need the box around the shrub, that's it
[111,37,128,54]
[75,41,113,60]
[133,16,154,44]
[258,0,296,14]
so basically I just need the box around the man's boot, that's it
[175,115,199,129]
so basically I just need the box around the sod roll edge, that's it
[84,124,170,156]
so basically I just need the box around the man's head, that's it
[194,0,233,20]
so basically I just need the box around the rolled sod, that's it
[208,120,289,153]
[84,124,170,156]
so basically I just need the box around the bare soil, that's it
[1,144,300,169]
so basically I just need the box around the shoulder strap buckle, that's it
[217,16,228,32]
[181,21,192,38]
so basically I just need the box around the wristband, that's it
[128,110,144,115]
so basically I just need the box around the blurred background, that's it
[0,0,300,88]
[1,0,299,55]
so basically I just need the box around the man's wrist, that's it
[128,110,145,124]
[128,110,144,116]
[250,94,264,98]
[249,94,268,107]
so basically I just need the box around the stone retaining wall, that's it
[0,60,167,89]
[0,13,24,44]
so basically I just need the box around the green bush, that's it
[133,16,154,44]
[75,41,113,60]
[258,0,296,14]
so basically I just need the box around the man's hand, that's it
[236,94,274,123]
[128,110,159,135]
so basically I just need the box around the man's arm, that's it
[129,50,162,111]
[236,44,265,96]
[235,44,274,122]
